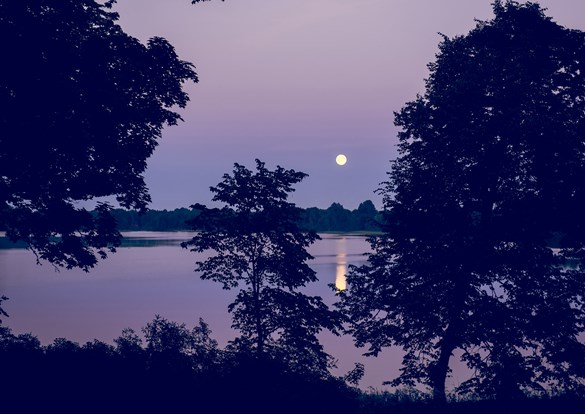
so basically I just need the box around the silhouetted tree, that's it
[101,202,378,232]
[355,200,379,231]
[114,327,146,372]
[339,1,585,402]
[142,315,219,374]
[182,160,341,375]
[0,0,197,270]
[0,296,8,325]
[325,202,355,231]
[106,207,201,231]
[299,201,379,233]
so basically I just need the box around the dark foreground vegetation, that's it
[2,2,584,413]
[0,318,355,414]
[1,320,581,414]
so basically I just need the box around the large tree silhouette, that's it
[182,160,341,375]
[0,0,197,270]
[338,1,585,401]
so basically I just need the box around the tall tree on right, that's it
[338,1,585,402]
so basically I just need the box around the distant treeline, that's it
[107,200,381,233]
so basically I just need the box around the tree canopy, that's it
[0,0,197,270]
[339,1,585,401]
[182,160,342,375]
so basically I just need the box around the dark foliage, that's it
[301,200,381,232]
[82,200,380,232]
[1,321,582,413]
[358,391,585,414]
[338,0,585,402]
[182,160,343,375]
[0,296,8,324]
[108,207,202,231]
[0,0,197,271]
[0,319,360,414]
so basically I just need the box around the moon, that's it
[335,154,347,166]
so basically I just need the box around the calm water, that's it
[0,232,419,390]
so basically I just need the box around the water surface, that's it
[0,232,408,390]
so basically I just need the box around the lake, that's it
[0,232,419,390]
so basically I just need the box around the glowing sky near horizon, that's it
[112,0,585,210]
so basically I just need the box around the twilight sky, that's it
[112,0,585,210]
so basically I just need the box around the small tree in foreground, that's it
[182,160,341,375]
[338,1,585,402]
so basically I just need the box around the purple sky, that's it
[112,0,585,210]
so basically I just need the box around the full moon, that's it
[335,154,347,166]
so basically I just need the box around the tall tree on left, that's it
[0,0,197,270]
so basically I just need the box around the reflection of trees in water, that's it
[0,235,189,249]
[0,238,27,249]
[562,258,581,270]
[119,238,188,248]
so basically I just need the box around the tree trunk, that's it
[430,337,455,403]
[430,257,470,402]
[256,311,264,355]
[430,322,460,403]
[252,269,264,356]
